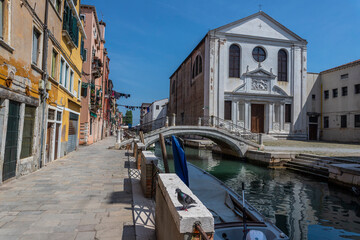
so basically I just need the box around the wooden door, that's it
[54,124,60,160]
[309,124,317,140]
[251,104,264,133]
[3,101,20,181]
[224,101,232,120]
[46,123,52,163]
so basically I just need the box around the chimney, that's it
[99,20,106,41]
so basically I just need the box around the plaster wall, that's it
[321,63,360,142]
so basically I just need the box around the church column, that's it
[280,103,285,131]
[232,101,237,124]
[245,102,250,130]
[268,103,274,133]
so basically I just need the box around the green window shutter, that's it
[20,106,36,159]
[71,17,79,47]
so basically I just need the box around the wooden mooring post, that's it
[139,131,145,144]
[159,133,170,173]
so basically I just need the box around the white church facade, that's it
[168,11,308,138]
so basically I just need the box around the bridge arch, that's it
[142,126,259,157]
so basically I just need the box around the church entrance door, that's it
[251,104,264,133]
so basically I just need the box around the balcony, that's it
[92,57,103,79]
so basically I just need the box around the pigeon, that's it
[175,188,196,211]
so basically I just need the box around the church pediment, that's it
[272,85,289,96]
[213,12,306,43]
[244,67,276,78]
[233,83,246,93]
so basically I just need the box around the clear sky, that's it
[82,0,360,125]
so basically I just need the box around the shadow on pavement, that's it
[107,179,132,204]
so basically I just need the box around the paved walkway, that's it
[0,137,135,240]
[263,139,360,157]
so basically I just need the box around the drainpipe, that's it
[39,0,49,168]
[217,37,220,118]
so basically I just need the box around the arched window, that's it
[229,44,240,78]
[192,55,202,79]
[278,50,288,82]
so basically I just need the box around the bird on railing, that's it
[175,188,196,211]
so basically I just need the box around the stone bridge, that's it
[117,125,261,157]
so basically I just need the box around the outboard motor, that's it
[246,230,267,240]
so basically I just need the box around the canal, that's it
[153,143,360,240]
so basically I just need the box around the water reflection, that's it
[153,143,360,240]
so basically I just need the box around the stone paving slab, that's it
[127,155,156,240]
[0,137,135,240]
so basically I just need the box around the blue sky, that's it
[82,0,360,125]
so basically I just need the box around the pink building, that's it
[79,5,109,145]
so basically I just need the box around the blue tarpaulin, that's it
[171,136,189,186]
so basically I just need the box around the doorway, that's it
[251,104,264,133]
[224,101,232,120]
[54,124,60,160]
[309,124,317,140]
[3,101,20,181]
[46,123,52,163]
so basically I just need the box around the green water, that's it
[153,143,360,240]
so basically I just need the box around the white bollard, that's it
[116,130,121,144]
[172,113,176,126]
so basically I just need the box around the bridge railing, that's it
[210,116,259,143]
[138,115,259,143]
[139,117,167,133]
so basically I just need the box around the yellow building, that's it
[0,0,86,184]
[46,0,86,160]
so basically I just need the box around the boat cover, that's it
[172,136,189,186]
[188,164,242,224]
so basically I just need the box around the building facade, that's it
[0,0,86,183]
[79,5,108,145]
[143,98,168,130]
[140,103,151,125]
[168,11,308,138]
[307,60,360,142]
[54,0,86,159]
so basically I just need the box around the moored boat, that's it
[187,163,289,240]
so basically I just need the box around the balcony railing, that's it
[92,57,103,78]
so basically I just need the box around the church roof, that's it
[320,59,360,74]
[212,11,307,43]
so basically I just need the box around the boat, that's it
[187,163,289,240]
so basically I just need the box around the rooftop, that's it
[321,59,360,74]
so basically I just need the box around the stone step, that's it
[285,166,329,179]
[293,156,331,165]
[287,161,329,172]
[299,153,358,164]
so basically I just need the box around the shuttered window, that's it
[229,44,240,78]
[32,28,41,65]
[51,50,57,78]
[0,0,3,39]
[20,106,36,159]
[62,1,79,47]
[59,58,64,84]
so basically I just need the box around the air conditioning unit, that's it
[46,81,51,91]
[39,80,45,90]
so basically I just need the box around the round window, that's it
[252,47,266,62]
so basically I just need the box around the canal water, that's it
[152,143,360,240]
